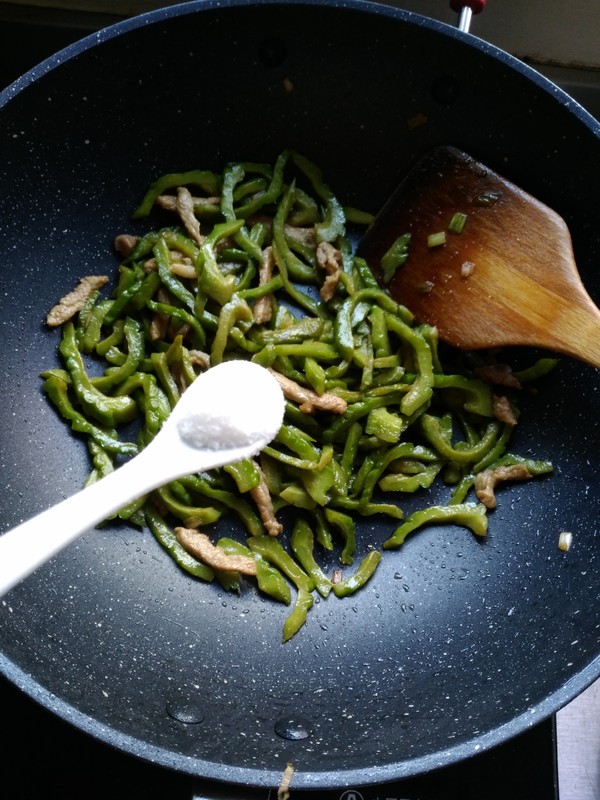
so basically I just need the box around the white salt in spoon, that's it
[0,360,285,598]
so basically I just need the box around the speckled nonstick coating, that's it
[1,0,600,791]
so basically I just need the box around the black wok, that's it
[1,0,600,791]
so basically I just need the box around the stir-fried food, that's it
[42,151,555,641]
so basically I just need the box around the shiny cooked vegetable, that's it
[41,150,555,642]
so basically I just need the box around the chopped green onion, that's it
[427,231,446,248]
[448,211,468,233]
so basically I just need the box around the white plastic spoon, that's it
[0,360,285,598]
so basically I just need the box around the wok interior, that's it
[1,0,600,789]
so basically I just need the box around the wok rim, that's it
[1,0,600,790]
[1,0,599,137]
[4,649,599,788]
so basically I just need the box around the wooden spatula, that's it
[357,146,600,368]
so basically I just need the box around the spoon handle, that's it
[0,361,285,598]
[0,446,161,598]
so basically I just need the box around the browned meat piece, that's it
[492,394,518,426]
[474,463,533,509]
[474,363,522,389]
[187,350,211,370]
[253,246,276,324]
[46,275,109,326]
[113,234,139,257]
[175,186,203,245]
[156,193,220,212]
[284,225,315,247]
[269,369,347,415]
[175,528,257,575]
[250,467,283,537]
[277,763,295,800]
[144,252,197,279]
[316,241,342,301]
[148,288,171,341]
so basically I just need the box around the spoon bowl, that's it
[0,360,285,598]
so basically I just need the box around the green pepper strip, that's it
[252,342,340,368]
[114,372,171,438]
[263,424,323,470]
[332,551,382,598]
[420,414,502,465]
[144,504,215,581]
[79,300,112,353]
[155,485,222,526]
[384,313,434,417]
[513,358,559,382]
[296,447,335,506]
[283,588,314,643]
[84,440,114,487]
[43,375,137,456]
[322,392,406,444]
[278,484,317,510]
[103,274,145,326]
[247,536,314,593]
[310,508,333,550]
[471,423,513,473]
[378,463,442,492]
[220,162,245,221]
[381,233,411,283]
[217,537,291,604]
[344,207,375,226]
[237,275,284,301]
[272,181,319,284]
[432,374,494,416]
[492,453,553,475]
[352,256,380,290]
[146,299,206,347]
[384,502,488,549]
[153,236,196,312]
[324,508,356,565]
[151,351,180,408]
[335,289,400,363]
[133,169,221,218]
[450,452,553,505]
[91,317,144,392]
[291,151,345,244]
[161,229,201,261]
[236,150,290,218]
[339,422,363,486]
[87,315,124,359]
[290,518,332,598]
[223,458,262,493]
[153,335,196,403]
[365,406,404,443]
[211,296,254,364]
[180,475,264,536]
[250,317,324,346]
[368,305,392,358]
[59,321,138,427]
[333,497,404,520]
[129,271,163,312]
[304,356,327,395]
[220,163,264,262]
[359,442,439,502]
[196,237,238,306]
